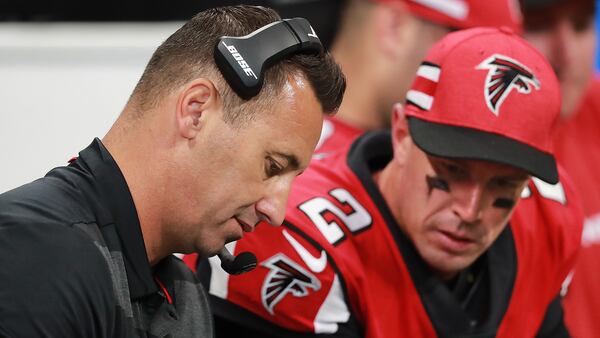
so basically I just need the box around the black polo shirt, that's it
[0,138,213,337]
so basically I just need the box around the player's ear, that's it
[176,78,221,140]
[391,103,411,165]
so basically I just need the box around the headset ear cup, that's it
[214,18,323,100]
[214,40,254,99]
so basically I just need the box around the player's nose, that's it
[452,183,485,224]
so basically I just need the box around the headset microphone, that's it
[217,247,257,275]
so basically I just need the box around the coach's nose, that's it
[255,177,293,226]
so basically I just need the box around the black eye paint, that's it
[426,175,450,195]
[493,198,515,209]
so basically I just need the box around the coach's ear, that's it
[391,103,411,166]
[176,78,222,140]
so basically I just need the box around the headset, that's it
[214,17,323,100]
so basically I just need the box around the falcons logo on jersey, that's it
[261,253,321,315]
[476,54,540,116]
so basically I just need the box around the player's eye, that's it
[426,175,450,192]
[444,162,466,179]
[431,157,466,180]
[493,198,515,209]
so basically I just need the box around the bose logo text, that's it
[222,42,257,79]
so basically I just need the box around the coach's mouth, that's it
[235,217,255,233]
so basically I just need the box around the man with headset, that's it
[0,5,345,337]
[196,28,582,337]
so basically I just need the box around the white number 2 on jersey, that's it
[298,188,372,245]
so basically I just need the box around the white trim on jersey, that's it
[582,212,600,247]
[315,119,334,152]
[313,274,351,334]
[531,177,566,205]
[208,241,237,299]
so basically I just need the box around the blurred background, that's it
[0,0,596,193]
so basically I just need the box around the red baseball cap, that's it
[375,0,522,32]
[405,27,560,183]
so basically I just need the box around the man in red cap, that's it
[315,0,522,156]
[521,1,600,337]
[191,28,582,337]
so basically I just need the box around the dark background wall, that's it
[0,0,344,49]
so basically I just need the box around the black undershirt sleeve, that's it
[536,295,570,338]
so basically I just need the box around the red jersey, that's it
[189,132,582,338]
[553,77,600,338]
[313,116,363,157]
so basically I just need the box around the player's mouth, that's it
[435,230,477,253]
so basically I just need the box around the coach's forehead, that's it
[254,74,323,168]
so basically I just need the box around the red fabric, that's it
[410,72,439,98]
[183,253,199,273]
[201,146,581,337]
[226,222,355,333]
[498,166,583,335]
[153,276,173,305]
[554,77,600,338]
[375,0,522,32]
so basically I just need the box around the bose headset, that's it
[214,17,323,100]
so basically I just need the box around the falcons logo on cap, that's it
[261,253,321,315]
[476,54,540,116]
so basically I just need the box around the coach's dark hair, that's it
[130,5,345,124]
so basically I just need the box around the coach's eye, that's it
[265,157,283,178]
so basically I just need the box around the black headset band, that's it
[214,17,323,100]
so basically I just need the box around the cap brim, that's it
[408,117,558,184]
